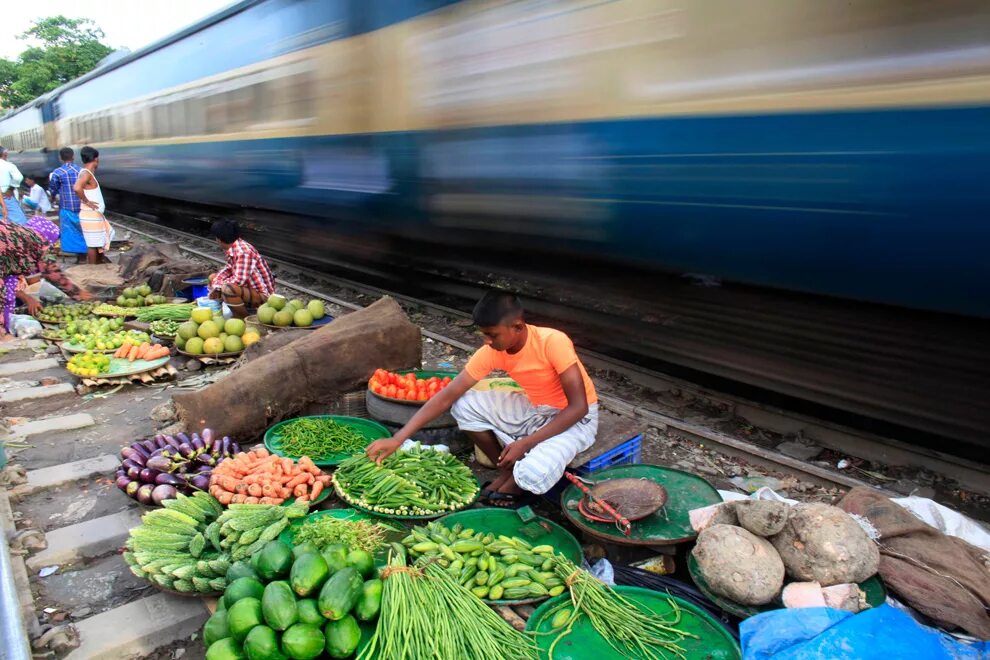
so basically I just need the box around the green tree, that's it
[0,16,114,109]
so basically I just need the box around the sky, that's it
[0,0,235,60]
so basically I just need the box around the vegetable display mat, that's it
[366,369,459,405]
[332,471,481,520]
[687,554,887,620]
[278,508,406,564]
[264,416,391,467]
[79,356,171,378]
[560,465,722,546]
[436,508,583,605]
[526,585,741,660]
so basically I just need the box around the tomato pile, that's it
[369,369,452,401]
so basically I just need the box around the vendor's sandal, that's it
[479,481,495,502]
[485,491,534,509]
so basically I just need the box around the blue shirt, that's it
[48,163,82,213]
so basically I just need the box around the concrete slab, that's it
[11,413,95,439]
[15,475,135,533]
[26,508,144,571]
[10,454,120,499]
[0,358,59,376]
[39,553,152,615]
[64,593,209,660]
[0,383,74,403]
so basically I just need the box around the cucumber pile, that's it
[332,448,478,516]
[402,520,565,602]
[203,538,381,660]
[123,492,230,594]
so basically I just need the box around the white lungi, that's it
[451,389,598,494]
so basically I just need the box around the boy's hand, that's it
[497,440,530,469]
[366,437,402,464]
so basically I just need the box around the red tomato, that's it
[417,391,429,401]
[442,376,452,384]
[386,384,397,398]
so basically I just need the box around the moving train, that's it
[2,0,989,317]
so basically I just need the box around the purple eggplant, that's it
[195,453,216,467]
[155,473,183,486]
[189,474,210,491]
[140,439,156,453]
[153,436,169,449]
[140,467,162,483]
[202,428,214,447]
[127,466,141,480]
[191,433,205,452]
[121,458,140,471]
[177,443,195,459]
[162,435,181,450]
[230,442,241,455]
[120,446,146,462]
[136,484,155,505]
[115,476,131,490]
[145,456,173,472]
[176,432,191,444]
[126,481,140,497]
[151,484,177,505]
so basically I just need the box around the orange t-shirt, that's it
[464,325,597,409]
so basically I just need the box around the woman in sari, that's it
[0,211,93,339]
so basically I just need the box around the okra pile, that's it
[333,448,478,516]
[402,520,566,602]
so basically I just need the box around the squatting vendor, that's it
[367,290,598,507]
[208,220,276,319]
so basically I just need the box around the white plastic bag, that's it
[8,314,42,338]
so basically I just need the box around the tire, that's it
[365,390,457,429]
[377,422,472,454]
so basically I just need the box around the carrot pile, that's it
[113,341,170,361]
[208,448,330,506]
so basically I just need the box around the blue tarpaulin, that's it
[741,605,989,660]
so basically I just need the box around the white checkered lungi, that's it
[451,389,598,494]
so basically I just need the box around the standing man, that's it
[208,220,276,319]
[48,148,87,261]
[0,147,27,225]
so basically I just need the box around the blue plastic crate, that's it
[576,433,643,475]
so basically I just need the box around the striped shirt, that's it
[48,163,82,213]
[211,239,276,298]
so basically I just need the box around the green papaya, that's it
[206,637,246,660]
[227,560,259,582]
[202,609,230,648]
[243,624,287,660]
[261,580,299,631]
[223,576,265,609]
[296,598,323,626]
[216,596,227,612]
[320,544,348,574]
[290,552,329,597]
[354,578,383,622]
[280,623,325,660]
[226,596,263,642]
[346,550,375,579]
[318,567,364,621]
[292,541,319,559]
[324,614,361,659]
[256,540,294,580]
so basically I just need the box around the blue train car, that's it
[3,0,989,317]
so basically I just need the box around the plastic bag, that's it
[741,604,989,660]
[8,314,42,338]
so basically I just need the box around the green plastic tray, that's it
[687,554,887,619]
[367,369,459,405]
[263,415,390,467]
[561,464,722,545]
[526,585,741,660]
[436,508,583,605]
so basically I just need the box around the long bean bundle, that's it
[275,417,368,459]
[333,448,478,515]
[358,544,537,660]
[134,303,195,322]
[547,556,697,660]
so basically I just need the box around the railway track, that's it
[107,212,989,497]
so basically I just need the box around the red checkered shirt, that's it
[211,239,275,298]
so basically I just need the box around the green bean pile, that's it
[133,303,195,322]
[148,319,182,337]
[333,448,478,516]
[357,544,537,660]
[546,556,697,659]
[275,417,369,459]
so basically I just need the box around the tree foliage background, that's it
[0,16,113,109]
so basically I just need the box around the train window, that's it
[169,99,186,137]
[283,71,315,121]
[206,91,226,134]
[185,96,205,136]
[103,115,112,142]
[225,86,254,132]
[153,103,170,139]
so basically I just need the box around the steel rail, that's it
[0,532,32,660]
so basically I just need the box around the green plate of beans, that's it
[264,415,391,467]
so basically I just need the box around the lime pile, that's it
[69,329,150,352]
[67,351,111,377]
[176,308,261,355]
[256,295,326,328]
[116,283,168,308]
[35,303,97,324]
[45,316,123,341]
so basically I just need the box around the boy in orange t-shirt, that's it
[367,291,598,505]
